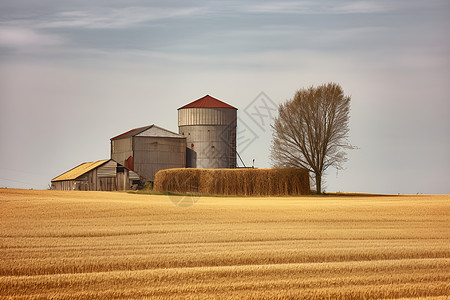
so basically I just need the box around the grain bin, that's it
[178,95,237,169]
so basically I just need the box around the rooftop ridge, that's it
[111,124,184,140]
[178,95,237,110]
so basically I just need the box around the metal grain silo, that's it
[178,95,237,169]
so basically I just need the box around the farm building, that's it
[178,95,237,168]
[51,159,140,191]
[110,124,186,181]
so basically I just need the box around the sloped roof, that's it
[111,124,184,140]
[110,126,151,140]
[178,95,237,110]
[52,159,110,182]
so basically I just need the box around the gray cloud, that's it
[242,1,398,14]
[37,6,207,29]
[0,26,65,50]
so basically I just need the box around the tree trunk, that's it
[315,172,322,194]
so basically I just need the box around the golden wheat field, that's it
[0,189,449,299]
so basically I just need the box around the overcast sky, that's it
[1,0,449,194]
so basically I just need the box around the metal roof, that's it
[110,126,151,140]
[178,95,237,110]
[52,159,110,182]
[111,124,184,140]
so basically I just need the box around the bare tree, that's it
[271,82,353,194]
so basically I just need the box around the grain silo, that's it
[178,95,237,169]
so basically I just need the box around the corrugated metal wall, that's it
[133,136,186,181]
[97,160,117,178]
[111,138,133,169]
[178,108,237,169]
[178,108,237,127]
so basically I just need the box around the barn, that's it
[51,159,140,191]
[110,124,186,181]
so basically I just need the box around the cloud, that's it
[242,0,415,15]
[0,26,64,50]
[38,6,206,29]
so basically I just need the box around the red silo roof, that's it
[178,95,237,110]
